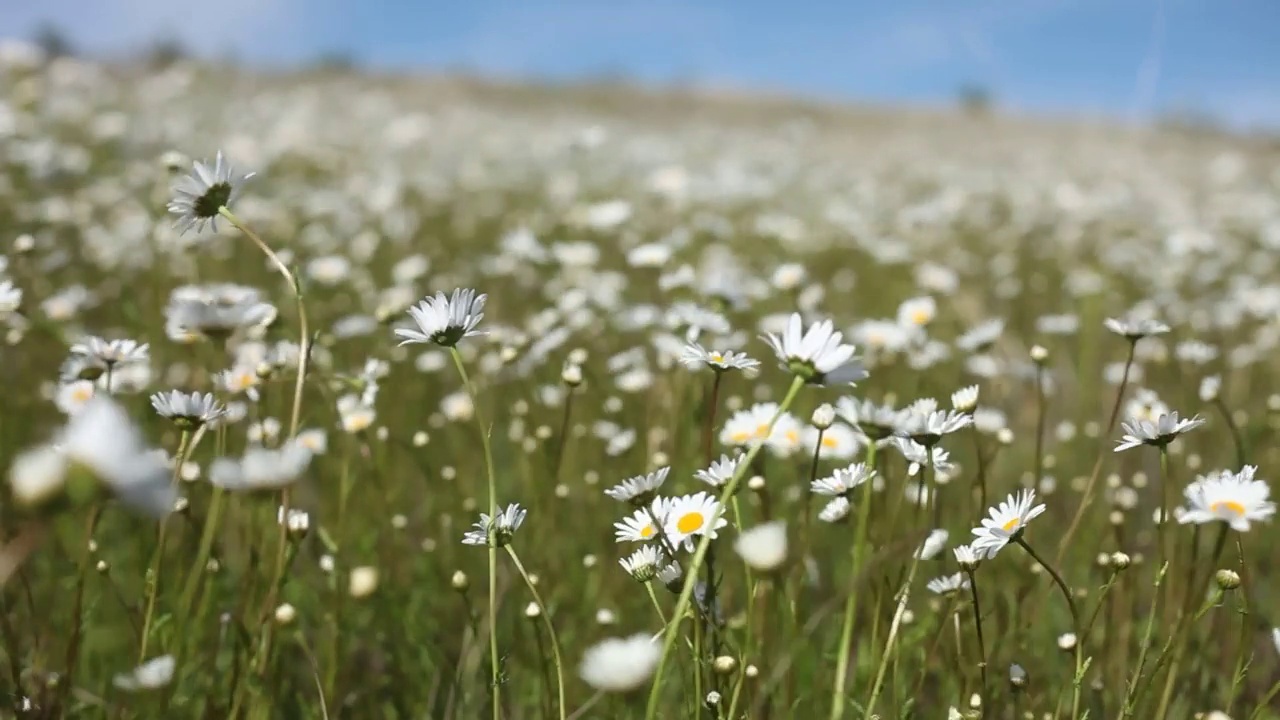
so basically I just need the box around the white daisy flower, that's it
[0,279,21,315]
[604,467,670,504]
[579,633,661,693]
[679,341,760,373]
[613,498,671,544]
[1104,316,1171,341]
[889,437,956,476]
[394,289,487,347]
[916,528,949,560]
[955,318,1004,353]
[734,521,788,571]
[720,402,801,452]
[693,454,744,489]
[898,407,973,444]
[208,443,313,492]
[664,491,729,551]
[762,312,867,385]
[113,655,176,691]
[55,380,97,415]
[927,573,970,596]
[951,385,980,413]
[953,543,980,570]
[836,396,905,441]
[803,424,863,460]
[150,390,224,429]
[810,462,875,496]
[970,489,1047,559]
[1177,466,1275,532]
[818,496,852,523]
[461,503,527,547]
[897,296,936,328]
[619,545,666,582]
[1114,412,1206,452]
[167,150,255,234]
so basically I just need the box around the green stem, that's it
[138,430,191,661]
[965,570,988,704]
[1015,537,1082,718]
[863,534,925,714]
[645,375,806,720]
[829,441,876,720]
[450,346,502,720]
[505,547,566,720]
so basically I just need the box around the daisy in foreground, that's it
[762,312,867,385]
[971,488,1046,559]
[1178,466,1275,532]
[395,289,487,347]
[167,150,255,234]
[579,633,661,693]
[663,492,728,551]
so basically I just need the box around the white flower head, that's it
[208,442,313,492]
[679,342,760,374]
[619,545,666,582]
[694,454,744,489]
[1178,466,1275,532]
[664,491,728,551]
[916,528,949,560]
[951,385,980,413]
[810,462,875,496]
[762,312,867,385]
[150,390,225,429]
[113,655,176,692]
[579,633,661,693]
[604,467,670,505]
[462,503,527,547]
[167,150,255,234]
[1114,412,1206,452]
[395,289,487,347]
[734,521,788,571]
[970,489,1047,559]
[1104,316,1171,341]
[58,397,175,517]
[927,573,970,596]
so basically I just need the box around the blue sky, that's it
[3,0,1279,128]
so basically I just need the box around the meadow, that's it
[0,44,1279,719]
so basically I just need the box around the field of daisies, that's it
[2,43,1280,720]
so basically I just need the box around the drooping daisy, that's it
[167,150,255,234]
[803,423,863,460]
[664,492,729,551]
[604,467,670,505]
[810,462,875,496]
[836,396,905,442]
[693,454,744,489]
[762,312,867,385]
[150,390,225,430]
[619,545,666,582]
[1114,412,1206,452]
[1178,466,1275,532]
[461,503,527,547]
[679,341,760,373]
[927,573,970,596]
[970,488,1047,559]
[1104,316,1171,341]
[818,496,852,523]
[394,289,487,347]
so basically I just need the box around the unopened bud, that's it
[451,570,469,591]
[1030,345,1049,363]
[1110,551,1131,570]
[561,363,583,387]
[712,656,737,675]
[811,404,835,430]
[275,603,296,625]
[1216,569,1241,590]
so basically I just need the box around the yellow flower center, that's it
[72,386,93,402]
[910,309,931,325]
[640,524,655,539]
[676,511,705,535]
[709,353,723,363]
[785,430,799,444]
[754,423,770,438]
[1210,500,1246,517]
[868,331,885,347]
[1001,518,1020,532]
[821,435,839,448]
[730,431,750,443]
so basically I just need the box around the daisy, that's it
[955,318,1004,353]
[0,279,21,315]
[208,443,314,492]
[889,437,956,477]
[165,286,277,342]
[461,503,527,547]
[693,454,744,489]
[1104,316,1171,341]
[619,545,666,582]
[68,336,149,377]
[604,467,670,505]
[113,655,176,692]
[762,312,867,385]
[803,424,863,460]
[818,497,852,523]
[927,573,970,596]
[336,394,376,434]
[970,488,1047,559]
[897,406,972,445]
[836,396,905,441]
[149,390,224,430]
[579,633,661,693]
[664,491,729,551]
[679,341,760,373]
[810,462,875,496]
[614,499,670,543]
[394,289,487,347]
[1178,466,1275,532]
[953,543,980,570]
[734,521,788,571]
[55,397,175,517]
[55,380,97,415]
[951,385,980,413]
[167,150,255,234]
[916,528,950,559]
[720,402,798,449]
[1114,412,1206,452]
[897,296,936,328]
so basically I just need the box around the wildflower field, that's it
[2,46,1280,720]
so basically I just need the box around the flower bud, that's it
[1030,345,1049,363]
[451,570,469,591]
[275,603,296,625]
[712,656,737,675]
[1216,569,1241,590]
[561,363,583,387]
[1110,551,1131,570]
[348,566,379,598]
[811,404,835,430]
